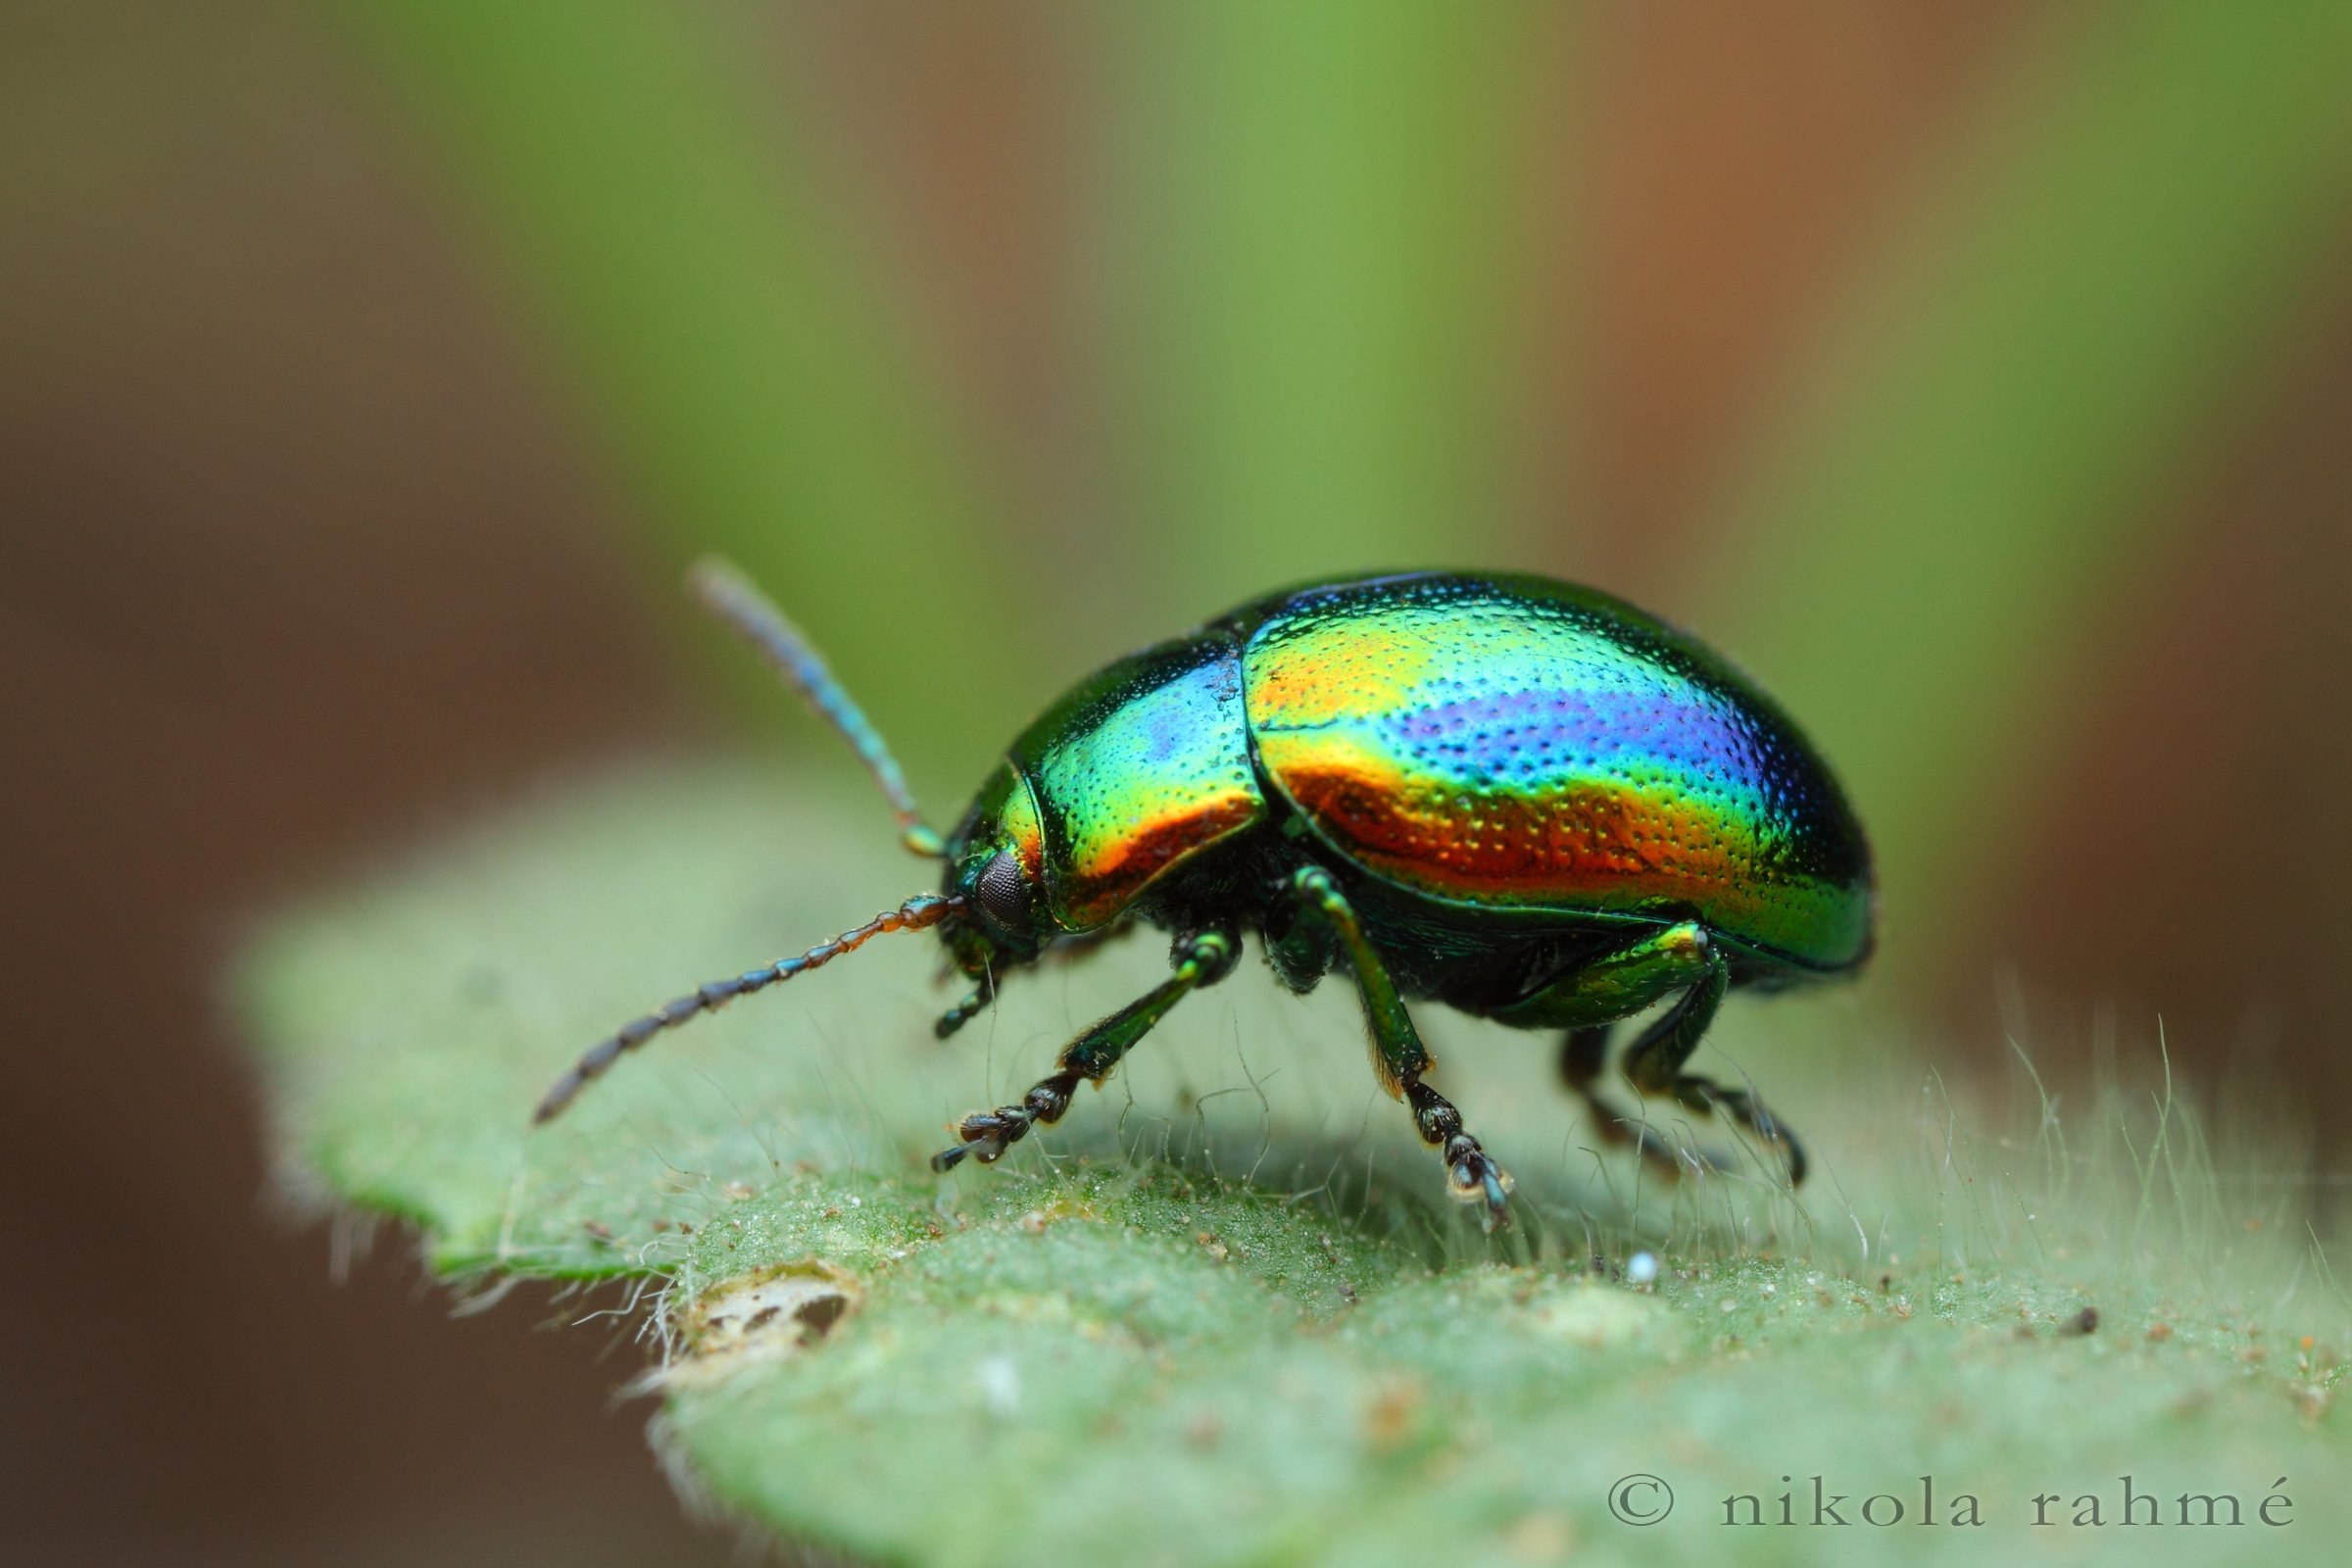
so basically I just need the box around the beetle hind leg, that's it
[1560,1025,1714,1180]
[1618,943,1807,1186]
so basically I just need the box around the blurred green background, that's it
[5,2,2350,1562]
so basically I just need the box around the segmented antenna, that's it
[533,893,961,1125]
[687,557,945,858]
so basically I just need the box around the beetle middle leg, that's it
[1287,866,1515,1231]
[932,927,1239,1172]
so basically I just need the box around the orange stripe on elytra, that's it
[1277,759,1760,914]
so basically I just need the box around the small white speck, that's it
[1626,1251,1659,1286]
[976,1354,1021,1416]
[1760,1283,1777,1298]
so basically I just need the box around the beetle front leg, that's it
[931,928,1239,1173]
[1288,866,1514,1232]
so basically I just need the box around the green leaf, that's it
[242,766,2349,1566]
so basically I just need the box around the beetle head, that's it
[943,761,1050,951]
[928,761,1054,1036]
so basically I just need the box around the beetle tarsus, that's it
[1406,1079,1515,1233]
[934,1067,1085,1172]
[933,971,995,1039]
[1563,1022,1803,1185]
[931,1127,1008,1170]
[1667,1072,1808,1186]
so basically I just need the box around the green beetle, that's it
[537,564,1874,1229]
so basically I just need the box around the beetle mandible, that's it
[535,563,1875,1230]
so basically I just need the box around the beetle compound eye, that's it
[976,848,1034,935]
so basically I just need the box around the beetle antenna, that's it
[532,893,962,1124]
[687,557,946,858]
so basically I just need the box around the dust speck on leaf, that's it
[975,1354,1021,1416]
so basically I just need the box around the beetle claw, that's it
[1481,1167,1512,1223]
[1444,1152,1515,1233]
[931,1128,1009,1171]
[934,1102,1031,1172]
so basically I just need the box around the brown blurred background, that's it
[5,2,2348,1563]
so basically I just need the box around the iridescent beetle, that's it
[536,563,1874,1230]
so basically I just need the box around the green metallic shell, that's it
[976,570,1871,975]
[1008,636,1265,931]
[1227,574,1873,973]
